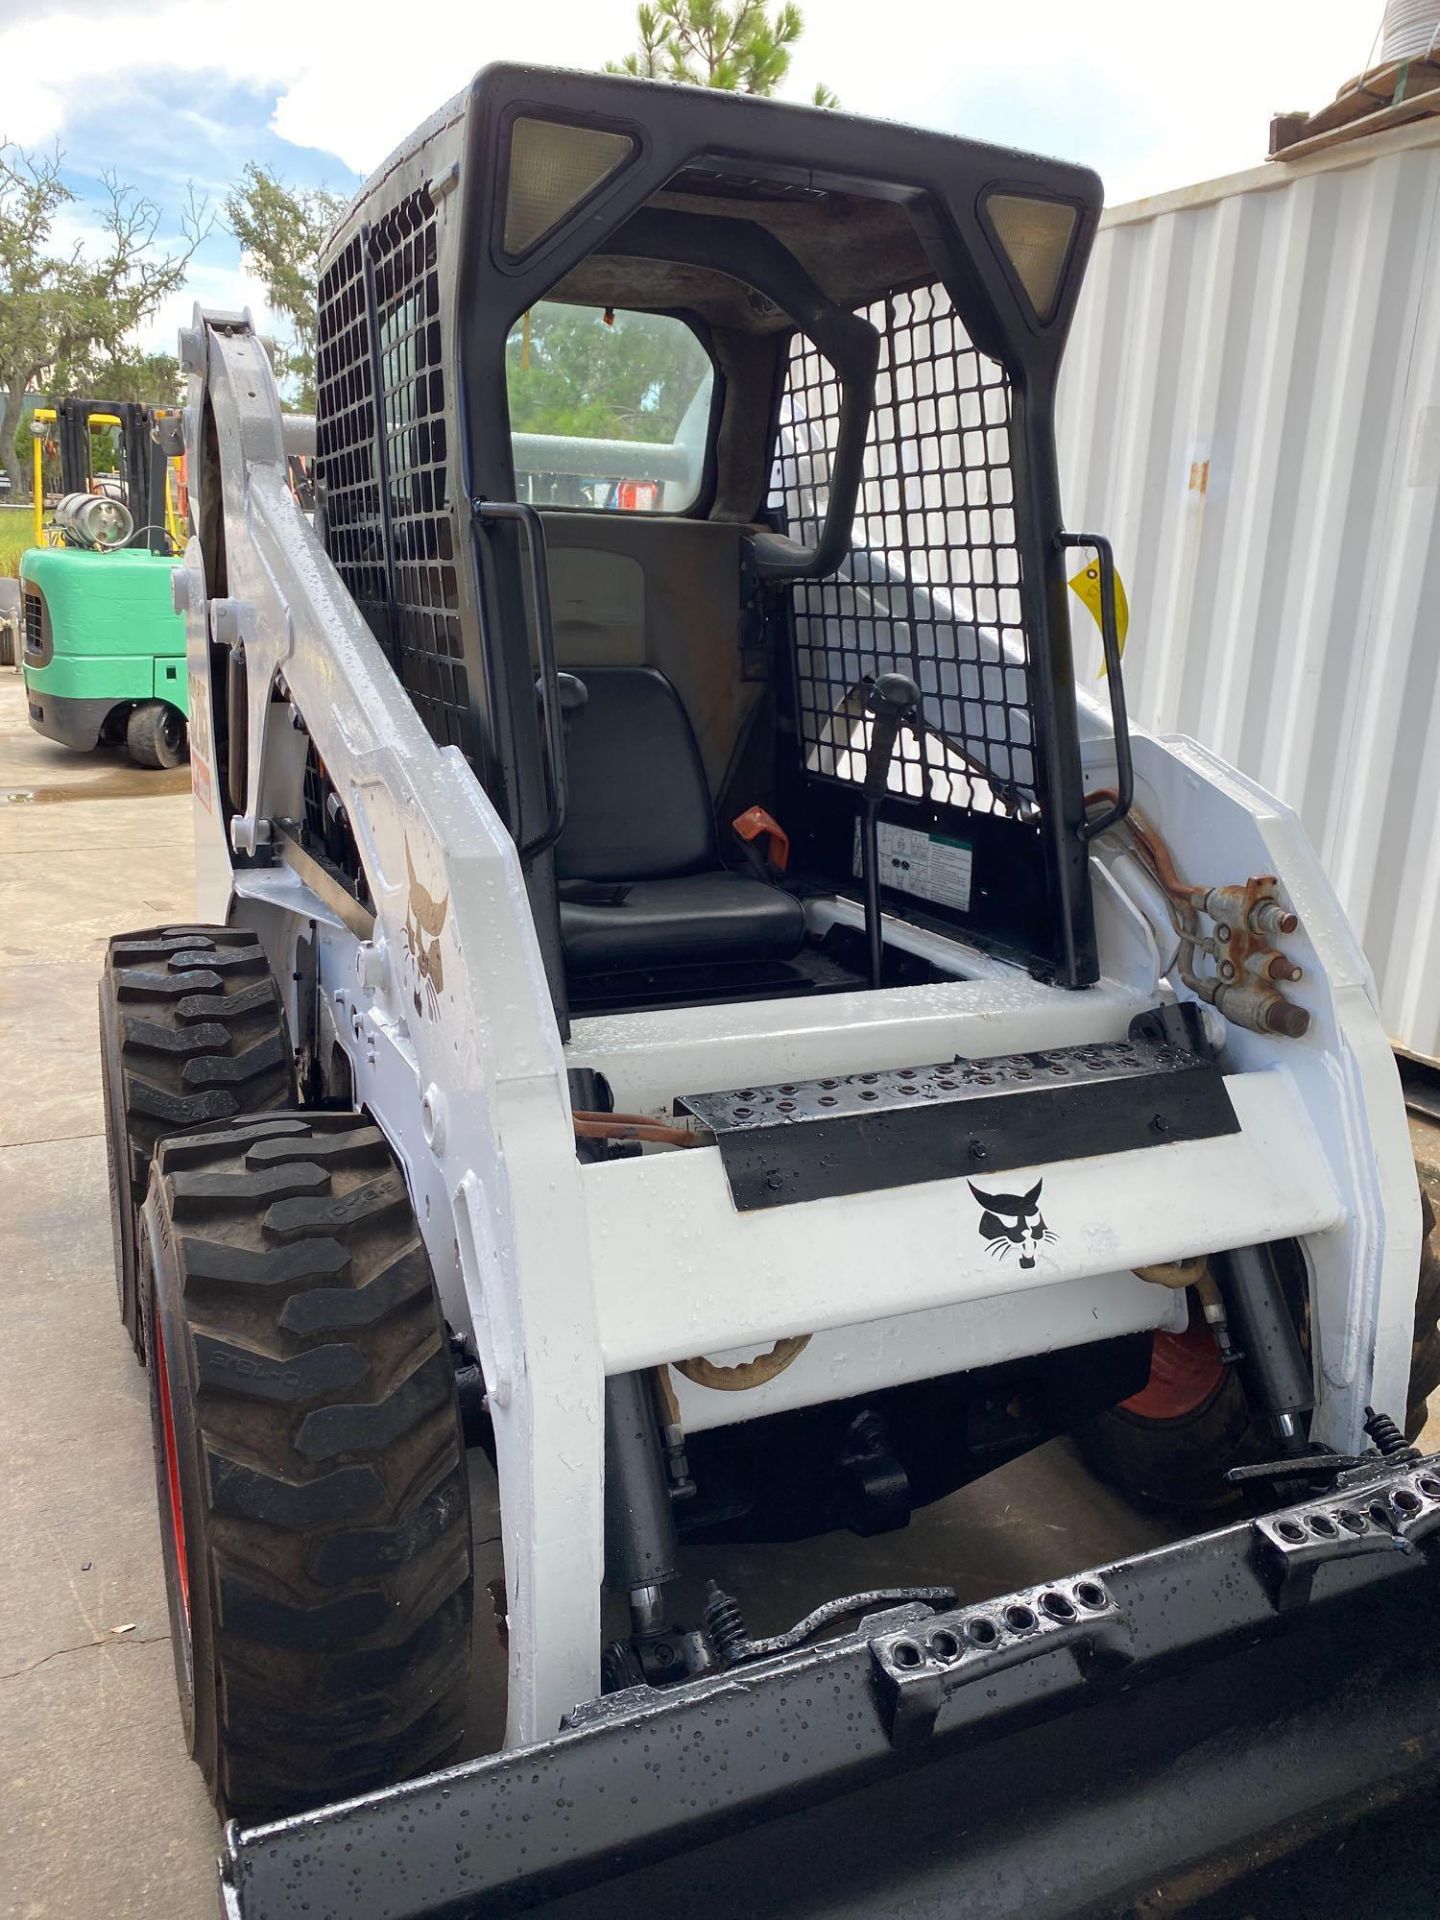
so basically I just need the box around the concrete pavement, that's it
[0,677,215,1919]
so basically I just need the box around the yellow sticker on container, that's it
[1068,560,1130,676]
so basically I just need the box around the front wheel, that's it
[141,1111,474,1820]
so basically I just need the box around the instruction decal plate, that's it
[854,821,973,913]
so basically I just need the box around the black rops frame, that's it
[316,69,1106,1011]
[455,66,1103,993]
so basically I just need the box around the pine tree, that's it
[608,0,837,106]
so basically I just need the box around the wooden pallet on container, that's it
[1270,50,1440,161]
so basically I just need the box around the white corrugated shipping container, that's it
[1056,117,1440,1064]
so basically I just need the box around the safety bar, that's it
[472,499,567,859]
[281,414,317,461]
[1056,530,1133,841]
[512,431,693,483]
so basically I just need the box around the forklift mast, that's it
[54,398,171,554]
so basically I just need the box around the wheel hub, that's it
[1120,1321,1227,1422]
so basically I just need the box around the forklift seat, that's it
[556,667,806,974]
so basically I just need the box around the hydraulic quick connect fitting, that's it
[1212,975,1310,1039]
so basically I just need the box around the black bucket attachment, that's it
[221,1450,1440,1920]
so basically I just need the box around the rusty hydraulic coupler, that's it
[1089,805,1309,1038]
[1199,883,1299,939]
[1209,975,1311,1040]
[1187,877,1310,1039]
[1217,942,1304,984]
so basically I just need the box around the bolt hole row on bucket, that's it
[887,1581,1110,1670]
[1272,1477,1440,1547]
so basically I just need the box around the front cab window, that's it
[506,301,714,511]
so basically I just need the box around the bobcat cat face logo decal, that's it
[970,1179,1055,1270]
[403,842,448,1021]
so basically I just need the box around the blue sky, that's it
[41,69,363,354]
[0,0,1384,360]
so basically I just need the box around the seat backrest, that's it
[540,513,761,796]
[556,667,717,882]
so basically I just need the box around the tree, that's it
[8,351,178,483]
[0,144,207,498]
[87,349,183,406]
[608,0,837,106]
[225,166,346,411]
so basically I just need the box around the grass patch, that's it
[0,505,36,577]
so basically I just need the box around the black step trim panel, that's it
[676,1009,1238,1211]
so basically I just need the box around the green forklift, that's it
[20,397,189,768]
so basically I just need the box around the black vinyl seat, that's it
[555,667,805,975]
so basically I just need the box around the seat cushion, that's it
[556,666,716,882]
[561,869,807,974]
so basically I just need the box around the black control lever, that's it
[859,673,920,990]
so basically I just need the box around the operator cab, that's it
[314,68,1104,1025]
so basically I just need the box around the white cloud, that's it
[1,0,1392,327]
[138,263,276,358]
[787,0,1383,201]
[0,3,288,146]
[3,0,1387,195]
[264,8,624,171]
[1,78,69,147]
[0,0,620,170]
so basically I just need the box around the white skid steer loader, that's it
[97,64,1440,1920]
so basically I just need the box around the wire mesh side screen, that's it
[316,233,390,653]
[771,284,1069,970]
[372,190,470,755]
[317,188,470,758]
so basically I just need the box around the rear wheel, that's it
[100,927,296,1360]
[126,700,187,769]
[141,1111,473,1820]
[1083,1188,1440,1511]
[1075,1303,1262,1515]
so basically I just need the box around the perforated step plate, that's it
[676,1011,1238,1211]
